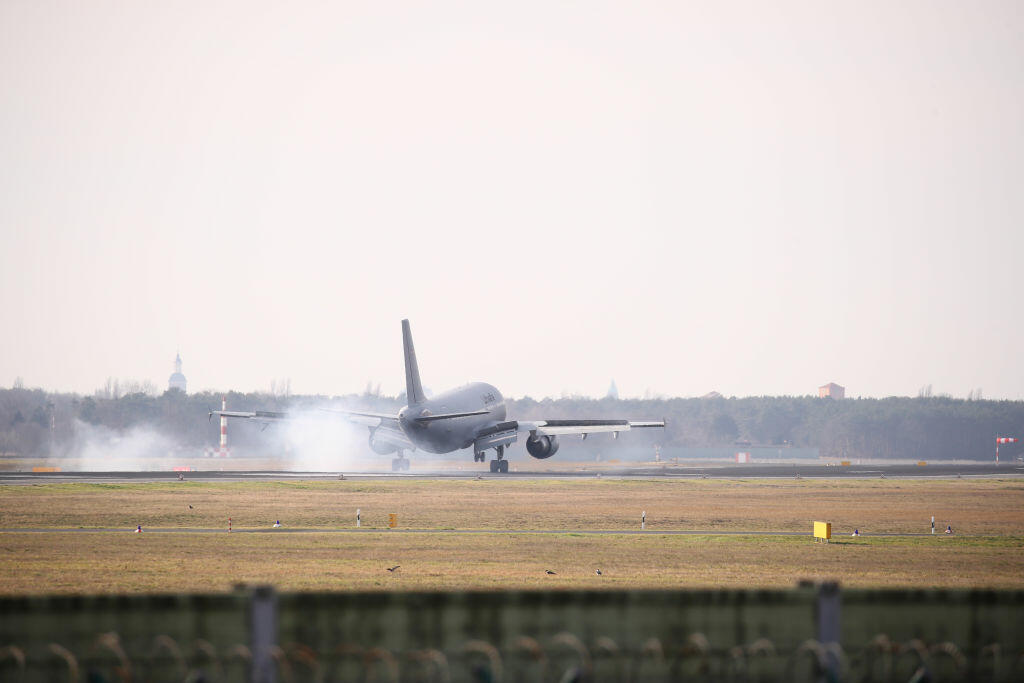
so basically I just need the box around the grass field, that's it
[1,479,1022,594]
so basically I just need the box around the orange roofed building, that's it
[819,382,845,399]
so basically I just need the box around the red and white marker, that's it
[996,437,1018,465]
[219,396,230,457]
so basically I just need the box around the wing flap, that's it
[371,425,415,451]
[474,421,519,451]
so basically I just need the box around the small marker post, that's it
[642,511,646,530]
[229,517,232,533]
[931,516,935,534]
[356,509,361,528]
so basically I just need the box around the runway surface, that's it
[0,463,1019,484]
[0,527,933,537]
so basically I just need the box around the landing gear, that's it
[488,445,509,473]
[392,451,410,472]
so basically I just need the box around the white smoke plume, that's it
[45,408,396,472]
[270,406,372,471]
[61,419,179,471]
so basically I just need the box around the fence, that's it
[1,585,1022,682]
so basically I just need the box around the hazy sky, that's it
[2,1,1021,400]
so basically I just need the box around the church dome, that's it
[168,353,187,393]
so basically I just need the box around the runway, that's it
[0,462,1019,484]
[0,527,933,537]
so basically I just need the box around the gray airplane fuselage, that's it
[397,382,506,453]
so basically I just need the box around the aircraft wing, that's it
[517,419,665,438]
[210,407,401,429]
[366,423,415,451]
[473,418,664,454]
[210,410,290,425]
[210,407,415,452]
[316,408,401,428]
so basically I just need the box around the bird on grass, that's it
[595,569,602,576]
[188,505,193,509]
[545,569,556,575]
[386,565,400,572]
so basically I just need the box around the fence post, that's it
[250,585,278,683]
[816,582,841,682]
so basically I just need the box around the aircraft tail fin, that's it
[402,319,426,405]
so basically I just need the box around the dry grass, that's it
[1,478,1022,534]
[1,479,1022,594]
[1,532,1021,595]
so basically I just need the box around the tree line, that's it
[0,386,1021,461]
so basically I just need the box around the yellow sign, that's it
[32,466,60,473]
[388,513,397,528]
[917,461,927,466]
[840,461,850,466]
[813,521,831,542]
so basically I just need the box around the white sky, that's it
[1,1,1021,399]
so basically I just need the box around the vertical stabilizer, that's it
[402,319,426,405]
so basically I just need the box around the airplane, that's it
[211,319,664,472]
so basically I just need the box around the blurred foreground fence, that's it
[2,585,1022,682]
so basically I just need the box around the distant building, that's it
[168,353,187,393]
[607,380,619,399]
[819,382,845,399]
[702,391,723,399]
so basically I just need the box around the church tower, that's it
[168,353,187,393]
[607,380,619,399]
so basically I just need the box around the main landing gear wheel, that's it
[488,445,509,473]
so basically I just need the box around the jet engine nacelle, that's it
[368,431,398,455]
[526,434,560,459]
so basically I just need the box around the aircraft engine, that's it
[368,431,397,455]
[526,434,560,459]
